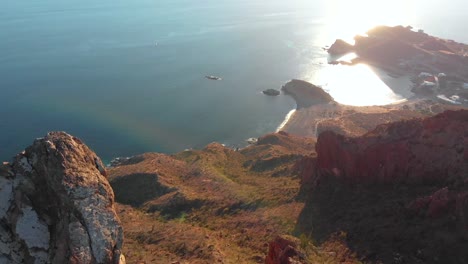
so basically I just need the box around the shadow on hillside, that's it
[110,173,173,207]
[296,177,468,264]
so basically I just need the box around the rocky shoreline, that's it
[327,25,468,105]
[277,25,468,139]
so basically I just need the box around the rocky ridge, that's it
[108,131,316,263]
[0,132,124,264]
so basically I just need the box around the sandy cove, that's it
[280,25,468,139]
[279,80,466,138]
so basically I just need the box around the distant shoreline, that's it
[276,25,468,138]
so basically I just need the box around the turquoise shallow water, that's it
[1,0,467,162]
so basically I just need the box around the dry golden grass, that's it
[109,132,327,263]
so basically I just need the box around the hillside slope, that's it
[109,132,318,263]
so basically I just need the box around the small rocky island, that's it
[262,88,280,96]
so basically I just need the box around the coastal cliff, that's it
[295,110,468,263]
[301,110,467,183]
[0,132,124,264]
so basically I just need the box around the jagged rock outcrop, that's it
[301,110,467,184]
[0,132,124,264]
[296,110,468,263]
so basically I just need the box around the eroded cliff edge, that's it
[0,132,124,264]
[295,110,468,263]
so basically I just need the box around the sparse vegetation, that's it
[110,132,325,263]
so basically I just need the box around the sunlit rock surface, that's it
[0,132,124,264]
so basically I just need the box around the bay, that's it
[1,0,466,162]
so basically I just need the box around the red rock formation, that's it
[296,110,468,263]
[300,110,467,185]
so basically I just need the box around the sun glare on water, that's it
[304,0,416,106]
[320,0,416,44]
[317,64,406,106]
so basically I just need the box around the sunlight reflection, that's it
[310,63,405,106]
[315,0,416,45]
[305,0,417,106]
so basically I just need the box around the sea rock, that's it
[281,80,334,109]
[263,89,280,96]
[327,39,354,55]
[0,132,124,264]
[265,235,306,264]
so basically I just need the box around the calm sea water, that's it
[1,0,467,162]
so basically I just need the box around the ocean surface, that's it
[1,0,467,162]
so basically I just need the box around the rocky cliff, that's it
[296,110,468,263]
[0,132,124,264]
[301,110,467,184]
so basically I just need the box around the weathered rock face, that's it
[296,110,468,263]
[0,132,124,264]
[301,110,468,184]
